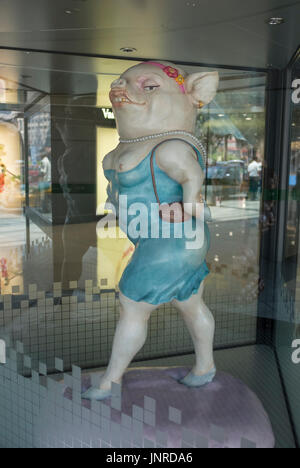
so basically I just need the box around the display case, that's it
[0,46,299,449]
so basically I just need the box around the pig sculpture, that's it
[82,61,219,400]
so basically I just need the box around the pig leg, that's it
[172,280,216,387]
[82,292,156,400]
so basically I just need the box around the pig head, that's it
[109,61,219,138]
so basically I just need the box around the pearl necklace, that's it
[119,131,207,164]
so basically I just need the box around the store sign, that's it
[292,79,300,104]
[292,339,300,364]
[0,339,6,364]
[99,108,116,128]
[101,108,115,120]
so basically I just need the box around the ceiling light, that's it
[266,17,285,25]
[120,47,137,53]
[65,8,80,14]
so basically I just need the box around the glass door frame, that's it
[264,46,300,448]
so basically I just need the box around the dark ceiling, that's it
[0,0,299,70]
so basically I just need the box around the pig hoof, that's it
[81,387,112,401]
[179,368,216,387]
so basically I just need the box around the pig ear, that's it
[186,72,219,107]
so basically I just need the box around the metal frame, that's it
[256,67,286,344]
[266,45,300,448]
[0,45,270,74]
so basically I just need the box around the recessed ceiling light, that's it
[266,17,285,25]
[120,47,137,53]
[65,8,80,14]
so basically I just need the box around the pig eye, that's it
[143,85,160,93]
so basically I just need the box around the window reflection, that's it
[0,116,24,295]
[194,72,265,317]
[27,104,52,219]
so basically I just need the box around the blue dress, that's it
[104,140,210,305]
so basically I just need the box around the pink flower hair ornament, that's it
[146,62,186,94]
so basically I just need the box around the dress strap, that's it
[150,138,201,205]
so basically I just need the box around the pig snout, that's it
[111,78,127,89]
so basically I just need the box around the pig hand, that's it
[155,140,205,219]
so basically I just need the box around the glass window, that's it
[195,69,266,347]
[0,53,266,370]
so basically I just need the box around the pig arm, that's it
[156,140,205,218]
[102,150,115,171]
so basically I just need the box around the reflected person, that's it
[54,95,98,290]
[248,155,261,201]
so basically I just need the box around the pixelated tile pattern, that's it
[195,433,209,448]
[0,277,260,376]
[144,396,156,413]
[0,273,277,448]
[111,382,122,411]
[241,438,257,449]
[55,358,64,372]
[132,405,143,422]
[0,345,261,449]
[169,406,182,425]
[24,355,32,369]
[210,424,226,444]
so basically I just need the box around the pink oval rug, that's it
[64,367,275,448]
